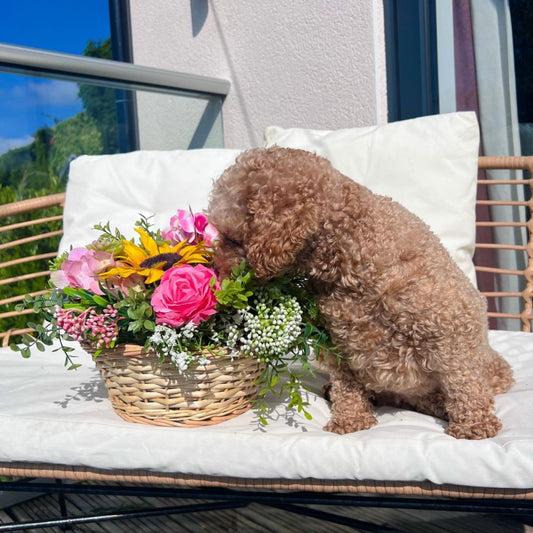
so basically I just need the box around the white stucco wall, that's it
[129,0,387,149]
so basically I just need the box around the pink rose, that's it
[162,209,218,247]
[151,265,219,327]
[51,248,114,295]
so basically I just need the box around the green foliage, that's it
[49,113,104,176]
[114,291,156,341]
[12,283,154,362]
[0,182,63,337]
[10,291,79,369]
[90,221,127,256]
[214,261,255,309]
[0,132,55,191]
[135,214,164,243]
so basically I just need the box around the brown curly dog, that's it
[207,147,513,439]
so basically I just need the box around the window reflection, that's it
[0,74,120,195]
[0,71,224,199]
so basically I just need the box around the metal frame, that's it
[0,43,230,98]
[108,0,139,151]
[1,480,532,532]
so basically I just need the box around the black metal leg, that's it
[54,479,71,531]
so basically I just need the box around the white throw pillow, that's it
[59,148,241,254]
[264,112,480,286]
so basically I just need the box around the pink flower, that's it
[151,265,219,327]
[51,248,115,295]
[162,209,218,247]
[103,272,144,297]
[54,305,119,349]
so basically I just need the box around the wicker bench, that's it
[0,156,532,530]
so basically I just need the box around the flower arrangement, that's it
[13,209,336,423]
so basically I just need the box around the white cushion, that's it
[59,149,241,254]
[0,330,531,488]
[264,112,480,286]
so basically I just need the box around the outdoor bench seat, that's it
[0,151,532,529]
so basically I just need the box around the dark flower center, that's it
[140,253,183,271]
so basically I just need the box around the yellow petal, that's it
[121,239,147,266]
[99,265,137,279]
[172,240,189,253]
[171,240,213,265]
[159,242,174,254]
[144,268,165,284]
[135,227,160,256]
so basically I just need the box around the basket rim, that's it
[83,342,241,361]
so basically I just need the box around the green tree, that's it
[33,127,53,171]
[0,182,63,336]
[78,38,118,154]
[49,113,103,176]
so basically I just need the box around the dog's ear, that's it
[243,174,320,279]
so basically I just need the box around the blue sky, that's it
[0,1,110,154]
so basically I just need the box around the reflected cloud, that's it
[0,135,33,155]
[10,79,81,107]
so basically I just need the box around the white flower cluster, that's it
[149,323,210,373]
[228,290,304,362]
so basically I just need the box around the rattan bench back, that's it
[477,157,533,331]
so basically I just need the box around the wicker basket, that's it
[86,344,265,427]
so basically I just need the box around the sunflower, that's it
[99,227,213,284]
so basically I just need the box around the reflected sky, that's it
[0,0,110,154]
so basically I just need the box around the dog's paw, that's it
[323,415,377,435]
[446,415,502,440]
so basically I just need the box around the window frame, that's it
[383,0,439,121]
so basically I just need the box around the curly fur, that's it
[207,147,514,439]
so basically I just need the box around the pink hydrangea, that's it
[50,248,115,295]
[162,209,218,247]
[151,265,219,327]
